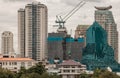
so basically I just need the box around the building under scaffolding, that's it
[48,32,84,64]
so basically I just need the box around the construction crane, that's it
[54,0,86,33]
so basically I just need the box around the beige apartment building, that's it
[74,25,90,39]
[1,31,14,57]
[18,8,25,58]
[95,6,118,61]
[74,25,90,47]
[18,2,48,61]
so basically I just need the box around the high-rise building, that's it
[48,32,84,63]
[18,8,25,58]
[95,6,118,61]
[81,21,120,72]
[74,25,90,39]
[1,31,14,57]
[18,2,48,61]
[74,25,90,47]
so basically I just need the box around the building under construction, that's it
[48,32,84,63]
[47,0,86,63]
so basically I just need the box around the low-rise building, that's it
[0,58,35,72]
[58,60,86,78]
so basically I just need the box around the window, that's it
[9,62,11,65]
[21,62,25,67]
[14,67,17,69]
[63,70,70,73]
[72,66,75,68]
[2,62,4,65]
[28,62,32,66]
[72,70,75,72]
[64,66,69,68]
[14,62,17,65]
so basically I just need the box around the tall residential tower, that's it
[18,2,48,61]
[1,31,14,57]
[95,6,118,61]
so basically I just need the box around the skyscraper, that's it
[74,25,90,47]
[95,6,118,61]
[74,25,90,39]
[1,31,14,57]
[18,2,48,61]
[81,21,120,72]
[18,8,25,58]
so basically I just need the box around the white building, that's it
[18,2,48,61]
[58,60,86,78]
[1,31,14,57]
[0,58,35,72]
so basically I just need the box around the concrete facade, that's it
[18,2,48,61]
[1,31,14,57]
[0,58,35,72]
[48,33,84,62]
[74,25,90,39]
[95,7,118,61]
[58,60,86,78]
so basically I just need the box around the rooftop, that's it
[95,5,112,10]
[0,58,34,61]
[59,60,81,66]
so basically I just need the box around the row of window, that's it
[1,62,32,66]
[2,62,17,65]
[63,70,79,73]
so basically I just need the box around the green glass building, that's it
[81,21,120,72]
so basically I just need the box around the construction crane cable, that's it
[56,16,60,21]
[64,2,86,21]
[63,0,84,20]
[54,0,86,32]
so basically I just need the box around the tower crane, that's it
[54,0,86,33]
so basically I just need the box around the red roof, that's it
[0,58,34,61]
[59,60,81,66]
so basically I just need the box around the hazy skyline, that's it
[0,0,119,60]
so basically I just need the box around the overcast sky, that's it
[0,0,120,59]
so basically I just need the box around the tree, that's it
[40,73,61,78]
[20,73,41,78]
[79,73,90,78]
[99,70,120,78]
[40,73,50,78]
[93,68,103,78]
[0,67,15,78]
[16,67,27,78]
[27,63,46,75]
[49,73,61,78]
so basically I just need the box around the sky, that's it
[0,0,120,60]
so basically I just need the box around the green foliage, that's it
[20,73,41,78]
[0,67,15,78]
[92,69,120,78]
[1,63,120,78]
[27,63,46,75]
[79,73,91,78]
[79,69,120,78]
[40,73,50,78]
[92,68,103,78]
[40,73,60,78]
[99,70,120,78]
[16,67,27,78]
